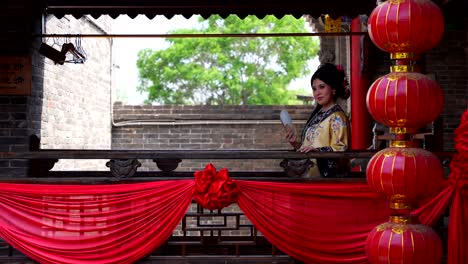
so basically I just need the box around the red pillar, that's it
[350,17,373,150]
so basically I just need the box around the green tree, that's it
[137,15,319,105]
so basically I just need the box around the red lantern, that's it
[366,147,444,209]
[366,216,442,264]
[366,72,444,132]
[368,0,445,59]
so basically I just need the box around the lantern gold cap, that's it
[390,194,412,209]
[390,52,418,60]
[390,65,419,73]
[389,215,417,224]
[390,140,418,148]
[390,127,418,135]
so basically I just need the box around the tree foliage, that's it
[137,15,319,105]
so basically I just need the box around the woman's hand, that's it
[298,145,318,153]
[283,125,300,149]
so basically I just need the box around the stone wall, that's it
[112,103,313,171]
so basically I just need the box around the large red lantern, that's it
[366,72,444,133]
[366,147,444,209]
[368,0,445,59]
[366,216,442,264]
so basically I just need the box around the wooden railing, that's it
[0,149,384,181]
[0,149,382,160]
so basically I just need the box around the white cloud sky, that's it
[111,15,199,104]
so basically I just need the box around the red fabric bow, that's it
[193,163,239,210]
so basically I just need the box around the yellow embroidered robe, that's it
[300,105,350,177]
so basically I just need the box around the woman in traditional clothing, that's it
[284,63,351,177]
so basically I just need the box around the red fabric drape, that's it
[236,180,391,264]
[414,109,468,264]
[0,180,195,264]
[0,174,392,264]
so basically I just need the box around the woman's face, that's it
[312,78,335,109]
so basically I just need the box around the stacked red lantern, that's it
[368,0,444,60]
[366,72,444,133]
[366,216,442,264]
[366,147,444,209]
[365,0,446,263]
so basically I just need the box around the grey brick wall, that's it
[32,15,113,171]
[0,96,30,177]
[112,103,313,171]
[425,27,468,150]
[0,0,40,177]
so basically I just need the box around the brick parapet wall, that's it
[113,103,311,122]
[112,103,313,171]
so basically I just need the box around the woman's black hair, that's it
[311,63,350,100]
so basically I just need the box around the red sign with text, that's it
[0,56,32,95]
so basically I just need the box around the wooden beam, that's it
[0,150,381,159]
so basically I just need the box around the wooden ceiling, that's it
[44,0,379,19]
